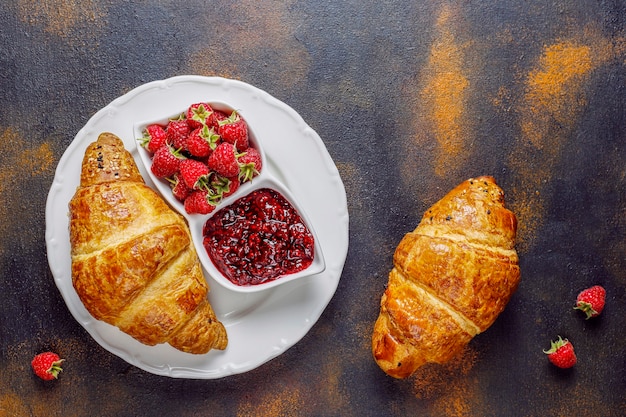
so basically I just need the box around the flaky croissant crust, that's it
[372,176,519,378]
[69,133,227,354]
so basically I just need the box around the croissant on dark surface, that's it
[69,132,227,354]
[372,176,520,378]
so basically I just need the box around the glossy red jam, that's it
[202,188,315,286]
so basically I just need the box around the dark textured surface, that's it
[1,1,625,416]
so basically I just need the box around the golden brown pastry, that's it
[372,176,519,378]
[69,132,227,354]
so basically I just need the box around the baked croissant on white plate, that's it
[372,176,519,378]
[69,132,227,354]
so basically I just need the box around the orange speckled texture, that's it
[1,1,625,416]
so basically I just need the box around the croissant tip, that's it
[467,175,496,184]
[96,132,123,144]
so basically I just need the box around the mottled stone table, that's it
[1,1,624,416]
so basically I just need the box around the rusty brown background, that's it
[1,0,625,416]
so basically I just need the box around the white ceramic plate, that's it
[45,75,349,379]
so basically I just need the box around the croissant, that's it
[372,176,519,378]
[69,132,227,354]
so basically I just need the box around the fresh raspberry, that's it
[168,174,192,202]
[186,102,214,129]
[207,142,240,178]
[31,352,64,380]
[151,145,183,178]
[544,336,576,369]
[210,109,229,129]
[238,147,262,182]
[574,285,606,319]
[210,174,240,201]
[222,176,240,198]
[166,117,190,150]
[184,189,216,215]
[186,125,220,158]
[218,110,249,151]
[140,124,167,153]
[179,159,209,190]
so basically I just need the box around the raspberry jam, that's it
[202,188,315,286]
